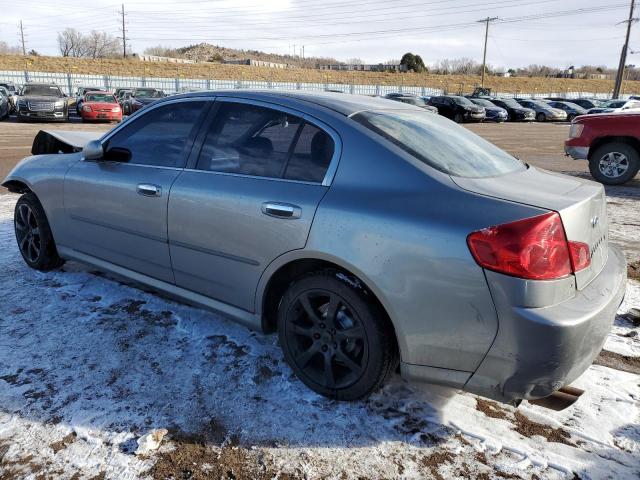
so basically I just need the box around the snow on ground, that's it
[0,190,638,480]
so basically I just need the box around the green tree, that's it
[400,52,426,73]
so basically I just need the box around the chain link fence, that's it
[0,69,625,100]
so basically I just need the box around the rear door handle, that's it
[262,202,301,219]
[137,183,162,197]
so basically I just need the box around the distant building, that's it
[138,54,196,64]
[222,59,291,69]
[317,63,408,72]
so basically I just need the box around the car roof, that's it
[162,89,422,116]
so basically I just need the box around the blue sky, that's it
[0,0,634,68]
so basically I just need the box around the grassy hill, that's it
[0,54,635,95]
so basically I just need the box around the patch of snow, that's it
[0,192,638,479]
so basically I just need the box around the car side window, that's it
[284,123,335,183]
[196,102,302,179]
[105,101,207,167]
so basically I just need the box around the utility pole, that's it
[19,21,26,55]
[120,4,127,58]
[477,16,498,88]
[613,0,637,98]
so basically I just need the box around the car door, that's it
[63,99,210,283]
[168,98,339,311]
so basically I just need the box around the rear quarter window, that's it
[351,110,526,178]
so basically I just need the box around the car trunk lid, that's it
[452,166,608,289]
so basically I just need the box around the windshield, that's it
[395,96,426,106]
[352,110,525,178]
[604,100,625,108]
[496,98,520,108]
[451,96,475,107]
[1,84,16,93]
[0,87,7,96]
[86,93,116,103]
[470,98,494,107]
[135,89,164,98]
[22,85,63,97]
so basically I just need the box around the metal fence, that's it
[0,69,626,100]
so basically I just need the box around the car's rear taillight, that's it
[467,212,590,280]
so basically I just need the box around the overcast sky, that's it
[0,0,634,69]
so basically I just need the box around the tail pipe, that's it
[528,385,585,411]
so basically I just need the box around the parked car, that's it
[75,86,103,114]
[468,98,507,122]
[514,98,567,122]
[427,95,485,122]
[564,98,605,110]
[486,98,535,122]
[2,91,626,405]
[0,87,10,120]
[586,99,640,115]
[565,111,640,184]
[121,88,166,114]
[114,87,134,98]
[16,83,69,122]
[384,93,438,113]
[117,90,132,114]
[0,82,19,113]
[546,101,588,121]
[79,91,122,123]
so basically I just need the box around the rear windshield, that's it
[351,110,526,178]
[135,89,164,98]
[22,85,63,97]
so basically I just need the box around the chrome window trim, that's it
[182,167,325,187]
[195,96,342,187]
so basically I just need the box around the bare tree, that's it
[0,41,22,55]
[58,28,87,57]
[85,31,120,58]
[345,57,365,65]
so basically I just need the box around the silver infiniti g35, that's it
[2,91,627,404]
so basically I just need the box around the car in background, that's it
[121,88,166,115]
[384,93,438,113]
[586,99,640,115]
[2,90,626,406]
[0,82,19,113]
[75,86,104,115]
[562,98,605,110]
[468,97,507,123]
[79,91,122,123]
[114,87,134,98]
[16,83,69,122]
[546,100,588,121]
[514,98,567,122]
[116,89,132,113]
[565,111,640,184]
[427,95,485,122]
[487,98,535,122]
[0,87,10,120]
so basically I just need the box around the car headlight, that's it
[17,99,26,107]
[112,106,121,113]
[82,105,92,112]
[569,123,584,138]
[54,100,65,107]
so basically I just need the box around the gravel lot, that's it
[0,117,639,479]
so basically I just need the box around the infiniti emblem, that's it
[590,216,599,228]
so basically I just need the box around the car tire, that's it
[536,112,546,122]
[589,142,640,185]
[278,269,399,401]
[454,113,464,123]
[14,193,65,271]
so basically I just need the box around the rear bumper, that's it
[564,144,589,160]
[81,111,122,121]
[464,245,626,404]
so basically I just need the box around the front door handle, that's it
[137,183,162,197]
[262,202,301,219]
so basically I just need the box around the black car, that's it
[489,98,536,122]
[565,98,605,110]
[121,88,166,115]
[468,97,508,123]
[546,101,588,121]
[16,83,69,122]
[384,93,438,113]
[0,82,19,113]
[427,95,485,123]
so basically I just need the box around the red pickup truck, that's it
[565,111,640,185]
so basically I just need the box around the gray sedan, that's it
[3,91,626,405]
[0,87,10,120]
